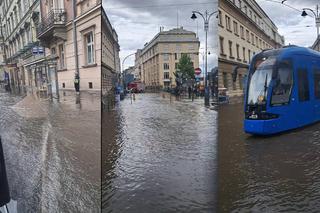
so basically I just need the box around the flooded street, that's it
[102,93,218,212]
[218,102,320,212]
[0,90,100,212]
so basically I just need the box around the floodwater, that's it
[102,93,218,212]
[218,102,320,212]
[0,90,101,212]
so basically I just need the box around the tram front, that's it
[244,49,293,135]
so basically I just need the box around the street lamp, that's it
[121,52,136,93]
[191,10,218,107]
[301,5,320,36]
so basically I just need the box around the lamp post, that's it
[191,10,218,107]
[121,53,136,93]
[301,5,320,36]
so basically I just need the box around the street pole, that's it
[121,53,136,93]
[191,10,217,107]
[302,4,320,37]
[72,0,80,93]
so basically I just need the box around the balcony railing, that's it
[37,9,66,37]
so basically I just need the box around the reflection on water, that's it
[102,93,218,212]
[218,103,320,212]
[0,90,101,212]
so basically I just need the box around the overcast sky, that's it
[103,0,218,72]
[256,0,319,47]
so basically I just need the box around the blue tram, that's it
[244,46,320,135]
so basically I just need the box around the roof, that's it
[141,27,199,53]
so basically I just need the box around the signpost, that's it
[195,67,202,75]
[32,46,44,55]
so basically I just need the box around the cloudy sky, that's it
[256,0,319,47]
[103,0,218,72]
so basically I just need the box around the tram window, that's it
[271,60,293,105]
[314,69,320,99]
[298,69,310,102]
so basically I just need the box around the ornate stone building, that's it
[135,27,200,90]
[102,8,120,99]
[218,0,284,97]
[0,0,43,94]
[38,0,102,97]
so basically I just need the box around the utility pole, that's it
[72,0,80,93]
[191,10,218,107]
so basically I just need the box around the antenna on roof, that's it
[177,9,179,28]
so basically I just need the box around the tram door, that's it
[296,60,313,125]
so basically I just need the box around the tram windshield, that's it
[247,57,275,105]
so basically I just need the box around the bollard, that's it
[0,137,10,207]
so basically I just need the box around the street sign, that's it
[32,46,44,55]
[195,68,202,75]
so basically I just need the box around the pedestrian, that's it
[188,86,192,99]
[74,74,80,94]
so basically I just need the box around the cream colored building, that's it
[0,0,43,93]
[38,0,102,95]
[102,8,120,97]
[136,27,200,90]
[218,0,284,97]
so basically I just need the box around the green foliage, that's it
[175,54,195,80]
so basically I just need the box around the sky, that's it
[103,0,218,73]
[256,0,319,47]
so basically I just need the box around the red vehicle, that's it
[127,82,145,93]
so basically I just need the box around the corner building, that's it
[136,27,200,90]
[218,0,284,97]
[37,0,102,93]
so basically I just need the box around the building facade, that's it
[135,27,200,90]
[37,0,102,96]
[0,0,44,94]
[312,35,320,52]
[218,0,284,97]
[102,9,120,99]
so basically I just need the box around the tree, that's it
[175,54,195,82]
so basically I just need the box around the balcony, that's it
[37,9,67,46]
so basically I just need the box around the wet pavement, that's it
[102,93,218,212]
[218,102,320,212]
[0,90,101,212]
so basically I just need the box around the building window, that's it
[85,31,95,65]
[219,36,225,55]
[164,72,169,79]
[251,33,254,45]
[175,63,178,69]
[225,15,231,31]
[240,26,244,39]
[228,41,233,58]
[244,6,247,14]
[58,43,65,69]
[51,47,56,55]
[219,10,223,26]
[89,82,93,89]
[248,49,251,62]
[243,47,246,61]
[175,53,178,60]
[246,30,250,42]
[62,83,65,88]
[236,44,240,59]
[164,63,169,70]
[256,36,259,47]
[233,21,238,35]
